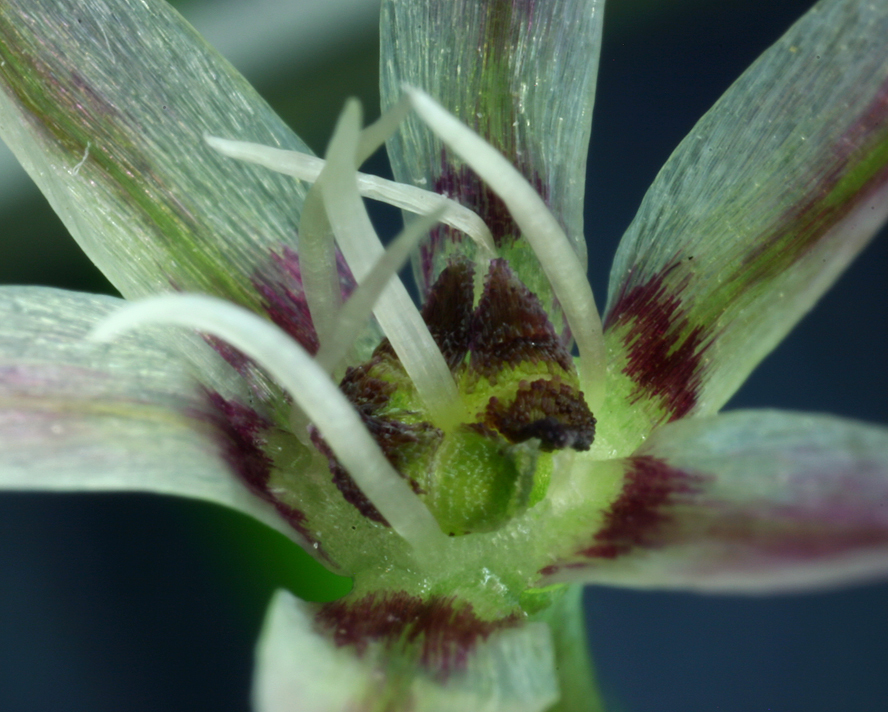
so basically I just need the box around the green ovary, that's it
[423,427,552,536]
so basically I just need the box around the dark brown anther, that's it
[314,355,442,526]
[468,259,573,380]
[420,258,475,371]
[485,378,596,452]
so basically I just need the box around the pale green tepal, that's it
[1,0,888,711]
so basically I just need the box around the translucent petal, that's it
[0,287,306,547]
[0,0,310,311]
[253,590,371,712]
[253,589,559,712]
[601,0,888,447]
[380,0,604,329]
[542,410,888,593]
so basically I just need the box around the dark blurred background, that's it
[1,0,886,710]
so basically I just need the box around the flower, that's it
[1,0,887,711]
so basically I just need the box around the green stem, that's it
[536,585,610,712]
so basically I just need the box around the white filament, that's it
[315,208,445,373]
[297,99,415,348]
[356,94,410,165]
[320,100,467,429]
[296,185,341,342]
[288,186,336,444]
[205,135,495,259]
[89,294,446,553]
[405,88,607,413]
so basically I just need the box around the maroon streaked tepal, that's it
[605,268,709,422]
[203,390,324,554]
[741,78,888,287]
[578,456,704,559]
[539,456,704,578]
[314,591,520,681]
[250,245,359,355]
[699,472,888,562]
[432,160,547,248]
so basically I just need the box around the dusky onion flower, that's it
[1,0,887,710]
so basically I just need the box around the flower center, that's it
[315,256,595,535]
[96,93,608,554]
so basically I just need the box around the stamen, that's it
[405,88,607,413]
[298,99,417,347]
[356,95,410,165]
[320,99,467,429]
[205,135,495,258]
[297,98,419,359]
[296,186,341,342]
[315,208,445,373]
[89,295,446,553]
